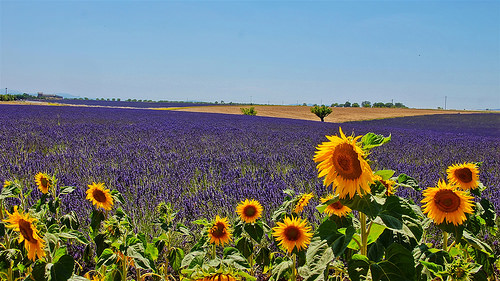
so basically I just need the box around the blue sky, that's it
[1,1,499,109]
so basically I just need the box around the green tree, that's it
[310,105,332,122]
[352,102,360,107]
[343,101,351,107]
[361,101,371,107]
[241,107,257,116]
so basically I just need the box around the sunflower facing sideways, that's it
[421,180,474,226]
[447,162,480,191]
[208,216,232,246]
[34,172,52,194]
[236,199,263,223]
[86,182,114,211]
[320,194,351,217]
[3,206,46,261]
[314,127,376,199]
[293,193,314,213]
[272,216,313,254]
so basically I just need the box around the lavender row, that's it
[0,105,498,231]
[39,99,218,108]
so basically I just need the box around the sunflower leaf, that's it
[244,222,264,243]
[299,236,334,281]
[50,255,75,281]
[361,133,391,150]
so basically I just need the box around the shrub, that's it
[241,107,257,116]
[310,105,332,122]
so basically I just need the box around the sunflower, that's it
[86,182,114,211]
[447,163,480,191]
[3,206,45,261]
[374,175,397,196]
[421,180,474,226]
[236,199,263,223]
[34,172,51,194]
[314,127,376,199]
[294,193,314,213]
[272,216,313,253]
[208,216,232,246]
[320,194,351,217]
[84,272,104,281]
[3,180,12,188]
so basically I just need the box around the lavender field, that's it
[0,104,498,232]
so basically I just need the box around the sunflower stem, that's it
[211,244,216,260]
[443,231,448,252]
[360,212,368,256]
[291,253,297,281]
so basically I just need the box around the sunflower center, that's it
[331,201,343,210]
[434,190,461,212]
[455,168,472,183]
[211,222,226,238]
[332,143,362,180]
[19,219,36,243]
[40,177,49,188]
[92,189,107,203]
[243,205,257,217]
[284,226,301,241]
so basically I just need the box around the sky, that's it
[1,0,499,110]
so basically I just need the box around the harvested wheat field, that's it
[175,105,484,123]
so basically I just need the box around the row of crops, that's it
[0,104,498,280]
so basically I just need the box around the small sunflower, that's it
[314,127,376,199]
[236,199,263,223]
[86,182,114,211]
[374,175,397,196]
[421,180,474,226]
[3,206,46,261]
[320,194,351,217]
[208,216,232,246]
[294,193,314,213]
[34,172,52,194]
[272,216,313,253]
[447,162,480,190]
[3,180,12,188]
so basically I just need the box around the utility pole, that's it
[445,96,447,110]
[5,88,7,95]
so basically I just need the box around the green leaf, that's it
[127,243,152,270]
[0,183,21,199]
[235,237,252,259]
[367,223,387,245]
[53,248,67,263]
[316,220,354,256]
[361,133,391,150]
[167,247,184,273]
[479,198,496,227]
[298,236,334,281]
[145,243,159,261]
[397,174,420,191]
[375,170,395,180]
[0,249,21,270]
[461,229,492,254]
[90,210,105,234]
[59,186,76,195]
[223,253,251,270]
[255,247,271,268]
[58,230,89,244]
[419,260,443,275]
[348,254,370,281]
[340,193,385,219]
[96,248,116,267]
[31,262,48,281]
[50,255,75,281]
[60,211,80,230]
[371,243,415,281]
[181,251,205,269]
[271,258,293,281]
[244,222,264,243]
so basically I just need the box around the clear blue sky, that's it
[1,1,499,109]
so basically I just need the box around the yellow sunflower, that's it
[447,163,480,190]
[236,199,263,223]
[34,172,52,194]
[314,127,376,199]
[294,193,314,213]
[272,216,313,253]
[421,180,474,226]
[86,182,114,211]
[3,206,46,261]
[374,175,397,196]
[84,272,104,281]
[208,216,232,246]
[320,194,351,217]
[3,180,12,188]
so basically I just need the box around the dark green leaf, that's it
[479,198,496,227]
[0,183,21,199]
[50,255,75,281]
[397,174,420,191]
[90,210,105,234]
[419,261,443,275]
[461,229,492,254]
[60,211,80,230]
[96,248,116,267]
[348,254,370,281]
[235,237,252,259]
[167,247,184,273]
[58,230,89,244]
[271,258,293,281]
[244,222,264,243]
[340,193,384,219]
[32,262,49,281]
[127,243,152,270]
[181,251,205,269]
[299,236,334,281]
[255,247,271,268]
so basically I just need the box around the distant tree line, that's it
[0,93,34,101]
[328,101,407,108]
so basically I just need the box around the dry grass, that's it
[176,105,484,123]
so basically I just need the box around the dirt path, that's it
[175,105,485,123]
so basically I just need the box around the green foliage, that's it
[240,107,257,116]
[310,105,332,122]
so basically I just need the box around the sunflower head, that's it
[421,180,474,226]
[374,175,397,196]
[3,206,46,261]
[86,182,114,211]
[314,127,376,199]
[447,162,480,191]
[294,193,314,213]
[236,199,263,223]
[208,215,232,246]
[320,194,351,217]
[3,180,12,188]
[272,216,313,253]
[34,172,52,194]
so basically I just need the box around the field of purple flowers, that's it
[0,105,498,232]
